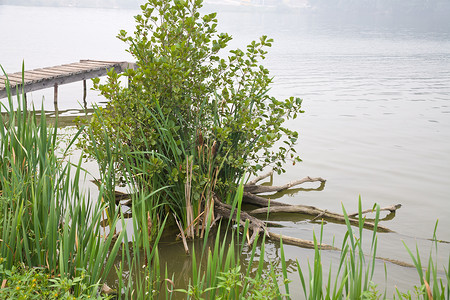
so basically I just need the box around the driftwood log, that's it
[211,171,401,248]
[213,195,337,250]
[107,171,402,250]
[249,205,394,233]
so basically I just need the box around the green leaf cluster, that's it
[78,0,303,225]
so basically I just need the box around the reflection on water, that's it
[0,107,93,128]
[44,107,94,126]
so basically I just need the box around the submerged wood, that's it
[348,204,402,218]
[249,205,395,233]
[243,192,290,207]
[101,283,117,296]
[107,172,401,249]
[268,232,339,250]
[213,195,336,249]
[214,195,267,245]
[173,214,190,255]
[244,176,326,194]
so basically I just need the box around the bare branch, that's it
[243,192,290,207]
[249,205,395,233]
[348,204,402,218]
[247,170,273,185]
[268,232,338,250]
[173,213,190,255]
[244,176,326,194]
[213,195,335,249]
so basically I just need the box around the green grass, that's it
[395,221,450,299]
[0,66,124,298]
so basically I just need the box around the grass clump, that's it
[0,66,123,298]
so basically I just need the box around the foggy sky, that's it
[1,0,449,27]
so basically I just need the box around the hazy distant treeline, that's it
[1,0,449,20]
[309,0,450,18]
[0,0,142,9]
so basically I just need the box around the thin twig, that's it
[173,213,190,255]
[244,176,326,194]
[247,170,273,185]
[348,204,402,218]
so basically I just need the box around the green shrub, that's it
[0,263,107,300]
[77,0,303,233]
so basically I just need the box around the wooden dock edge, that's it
[0,60,137,100]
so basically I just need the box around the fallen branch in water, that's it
[214,195,267,245]
[268,231,339,250]
[108,171,401,247]
[246,170,273,185]
[243,192,290,207]
[249,204,395,233]
[348,204,402,218]
[244,176,326,194]
[213,195,336,250]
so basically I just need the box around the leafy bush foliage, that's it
[0,263,106,300]
[78,0,302,229]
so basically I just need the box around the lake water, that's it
[1,3,449,296]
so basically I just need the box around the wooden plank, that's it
[55,64,98,71]
[67,62,112,70]
[79,60,136,71]
[26,70,56,79]
[80,60,119,65]
[1,75,30,84]
[44,67,83,75]
[32,68,66,76]
[6,73,43,81]
[1,70,54,83]
[0,76,24,85]
[75,62,120,70]
[49,66,89,72]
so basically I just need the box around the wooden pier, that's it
[0,60,136,109]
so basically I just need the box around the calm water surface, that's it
[1,4,449,296]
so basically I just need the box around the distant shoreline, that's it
[1,0,449,29]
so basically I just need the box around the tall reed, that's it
[395,221,450,299]
[0,67,124,297]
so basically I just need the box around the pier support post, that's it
[83,79,87,108]
[54,83,58,111]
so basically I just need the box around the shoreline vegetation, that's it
[1,0,449,299]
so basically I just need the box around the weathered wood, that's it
[214,195,336,249]
[32,68,65,75]
[249,204,395,233]
[268,232,338,250]
[54,83,58,108]
[247,170,274,185]
[243,192,290,207]
[26,70,57,78]
[83,79,87,105]
[5,73,41,81]
[0,60,136,99]
[244,176,326,194]
[214,195,267,245]
[49,66,91,73]
[348,204,402,218]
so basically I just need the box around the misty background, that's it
[1,0,450,28]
